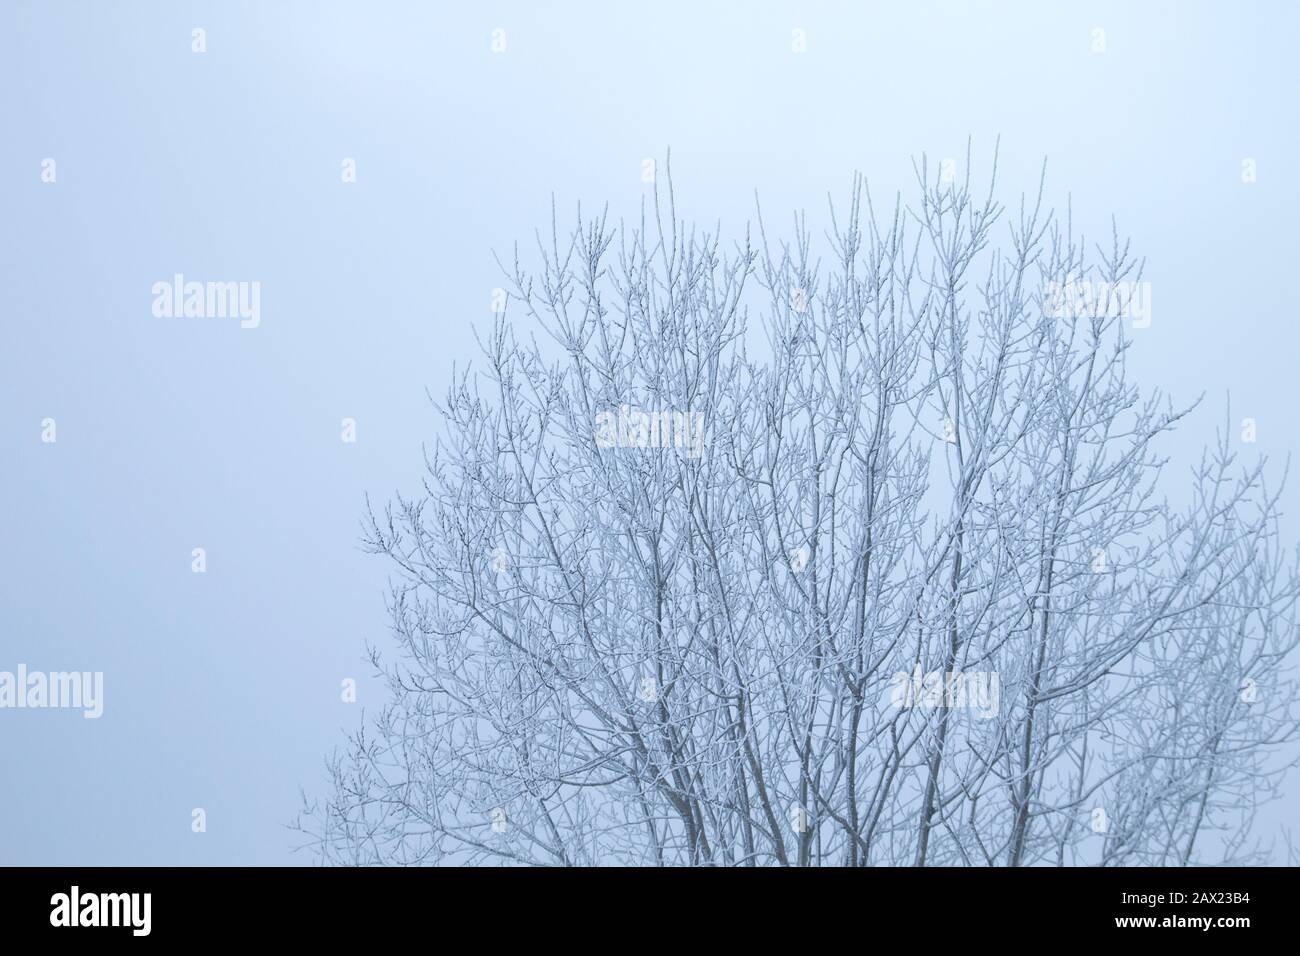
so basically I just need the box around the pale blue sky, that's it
[2,0,1297,864]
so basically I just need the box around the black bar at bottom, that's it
[0,866,1286,942]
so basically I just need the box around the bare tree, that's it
[296,148,1300,866]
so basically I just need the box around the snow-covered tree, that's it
[297,149,1300,866]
